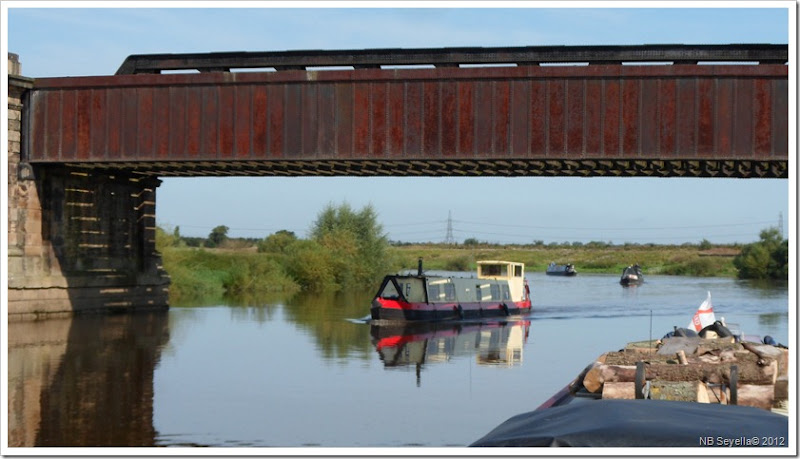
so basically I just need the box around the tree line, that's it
[156,204,788,303]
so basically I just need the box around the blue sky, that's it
[4,2,795,244]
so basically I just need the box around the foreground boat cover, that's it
[471,399,788,447]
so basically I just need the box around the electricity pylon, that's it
[445,211,455,245]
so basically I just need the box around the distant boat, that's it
[370,259,532,321]
[620,264,644,286]
[546,262,577,276]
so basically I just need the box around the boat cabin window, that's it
[379,280,401,299]
[445,283,456,301]
[501,284,511,300]
[380,277,428,302]
[476,283,502,301]
[476,284,488,301]
[490,284,501,300]
[427,279,457,302]
[513,265,523,277]
[479,264,507,277]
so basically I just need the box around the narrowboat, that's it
[546,262,577,276]
[619,264,644,286]
[371,259,532,321]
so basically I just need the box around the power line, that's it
[162,216,774,243]
[452,219,775,231]
[165,217,774,233]
[382,220,445,227]
[450,228,767,242]
[388,229,450,237]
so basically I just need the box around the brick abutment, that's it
[8,54,169,317]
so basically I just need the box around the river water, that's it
[7,272,790,449]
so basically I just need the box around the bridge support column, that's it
[8,57,169,318]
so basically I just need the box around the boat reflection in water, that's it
[371,319,531,386]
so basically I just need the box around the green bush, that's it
[258,230,297,254]
[160,247,299,304]
[222,255,298,296]
[310,202,392,289]
[283,239,339,292]
[733,227,788,280]
[769,239,789,279]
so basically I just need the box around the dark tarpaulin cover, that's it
[470,399,788,447]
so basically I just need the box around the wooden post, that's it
[635,361,645,399]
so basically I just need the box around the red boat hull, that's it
[371,297,532,321]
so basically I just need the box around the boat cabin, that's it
[376,260,527,305]
[477,260,526,302]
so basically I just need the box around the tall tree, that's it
[207,225,229,248]
[310,202,390,288]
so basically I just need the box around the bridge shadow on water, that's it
[7,310,170,447]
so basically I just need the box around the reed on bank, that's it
[159,240,741,304]
[160,247,301,305]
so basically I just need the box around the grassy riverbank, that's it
[389,244,739,277]
[160,242,740,304]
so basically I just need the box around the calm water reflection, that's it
[7,273,790,447]
[372,320,531,386]
[8,312,169,446]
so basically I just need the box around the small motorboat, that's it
[619,264,643,286]
[546,262,577,276]
[370,258,531,321]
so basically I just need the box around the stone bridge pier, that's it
[7,54,169,318]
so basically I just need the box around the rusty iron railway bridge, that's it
[23,43,788,178]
